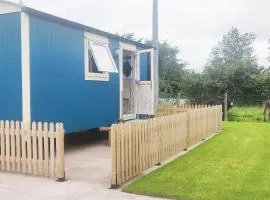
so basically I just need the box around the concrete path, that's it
[0,136,164,200]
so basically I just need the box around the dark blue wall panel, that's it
[29,16,120,133]
[0,13,22,120]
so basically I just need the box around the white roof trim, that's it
[0,0,21,14]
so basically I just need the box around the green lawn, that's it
[123,122,270,200]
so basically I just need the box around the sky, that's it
[12,0,270,71]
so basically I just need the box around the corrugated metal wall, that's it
[0,13,22,121]
[29,15,120,133]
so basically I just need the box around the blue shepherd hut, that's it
[0,0,156,133]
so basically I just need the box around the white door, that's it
[136,49,155,115]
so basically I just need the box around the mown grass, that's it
[123,122,270,200]
[228,106,269,122]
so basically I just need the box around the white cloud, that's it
[10,0,270,70]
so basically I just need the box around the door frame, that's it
[119,42,137,121]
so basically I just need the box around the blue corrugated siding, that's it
[30,16,119,133]
[140,52,151,81]
[0,13,22,121]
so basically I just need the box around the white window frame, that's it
[84,32,110,81]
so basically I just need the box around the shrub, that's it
[228,106,269,122]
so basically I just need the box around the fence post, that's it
[56,123,65,182]
[5,121,10,172]
[224,92,228,121]
[184,111,190,151]
[219,105,223,130]
[0,121,5,171]
[111,124,118,188]
[10,121,16,172]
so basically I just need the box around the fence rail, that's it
[111,105,222,186]
[0,121,65,180]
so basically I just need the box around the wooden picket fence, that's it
[0,121,65,180]
[111,105,222,186]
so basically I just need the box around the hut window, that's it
[84,32,118,81]
[89,43,118,73]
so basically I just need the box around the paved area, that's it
[0,132,164,200]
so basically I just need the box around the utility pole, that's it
[153,0,159,115]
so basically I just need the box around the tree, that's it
[118,32,144,43]
[267,39,270,64]
[158,41,188,98]
[204,27,263,104]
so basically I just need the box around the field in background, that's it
[228,106,269,122]
[123,122,270,200]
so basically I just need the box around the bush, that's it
[228,106,268,122]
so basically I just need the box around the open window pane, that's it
[88,49,100,73]
[89,43,118,73]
